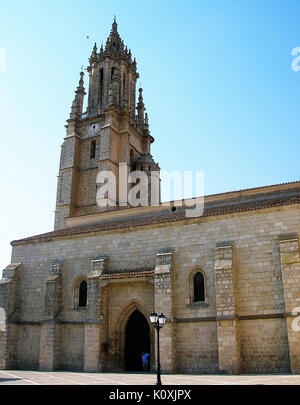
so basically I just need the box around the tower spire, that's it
[86,19,139,116]
[104,16,126,56]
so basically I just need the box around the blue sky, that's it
[1,0,300,275]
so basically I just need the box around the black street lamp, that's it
[149,311,166,386]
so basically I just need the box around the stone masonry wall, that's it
[7,204,300,372]
[175,321,219,373]
[61,324,85,370]
[17,325,40,369]
[239,318,290,373]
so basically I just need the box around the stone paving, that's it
[0,370,300,385]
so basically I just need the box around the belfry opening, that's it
[124,310,150,371]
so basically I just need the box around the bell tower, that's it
[54,18,160,230]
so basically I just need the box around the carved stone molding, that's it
[89,255,108,278]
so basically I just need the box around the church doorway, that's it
[124,309,150,371]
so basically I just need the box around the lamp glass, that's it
[149,311,158,324]
[158,313,166,326]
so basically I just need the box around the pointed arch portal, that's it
[124,309,150,371]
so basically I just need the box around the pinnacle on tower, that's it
[113,15,117,30]
[91,42,97,59]
[77,71,85,90]
[137,88,146,125]
[144,112,149,132]
[69,71,86,119]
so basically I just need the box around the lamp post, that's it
[149,311,166,386]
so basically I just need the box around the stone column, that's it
[214,242,240,374]
[154,249,175,373]
[39,260,63,371]
[279,234,300,374]
[0,263,21,369]
[83,256,108,372]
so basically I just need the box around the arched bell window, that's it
[193,271,205,302]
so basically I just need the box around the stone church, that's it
[1,19,300,375]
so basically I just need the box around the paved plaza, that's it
[0,370,300,385]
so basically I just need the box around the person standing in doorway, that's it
[142,351,150,372]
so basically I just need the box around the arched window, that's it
[193,272,205,302]
[90,140,96,159]
[78,280,87,307]
[73,275,88,310]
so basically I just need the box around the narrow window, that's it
[130,149,135,170]
[128,79,131,106]
[79,280,87,307]
[111,67,115,78]
[193,272,205,302]
[123,73,126,100]
[99,68,104,105]
[90,140,96,159]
